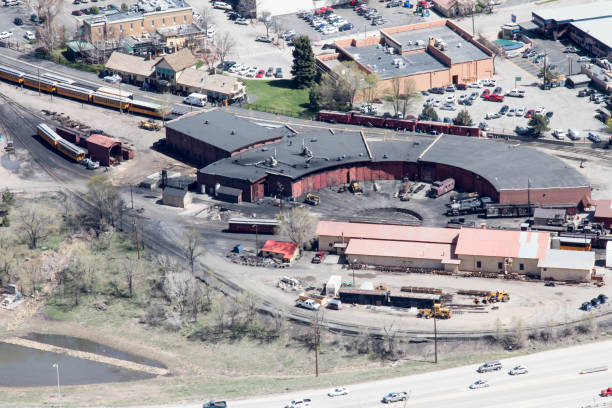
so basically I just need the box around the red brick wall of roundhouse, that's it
[166,127,231,166]
[197,172,261,202]
[420,162,500,200]
[289,162,419,198]
[499,186,591,206]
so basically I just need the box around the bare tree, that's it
[86,175,124,231]
[25,258,42,296]
[0,230,16,285]
[35,0,63,54]
[123,257,137,298]
[258,11,274,37]
[360,72,380,105]
[19,204,55,249]
[336,61,367,109]
[183,228,205,275]
[215,32,236,68]
[163,270,194,315]
[213,294,227,333]
[277,207,317,253]
[198,5,213,30]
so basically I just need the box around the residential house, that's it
[104,51,158,86]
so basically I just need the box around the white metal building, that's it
[538,249,594,281]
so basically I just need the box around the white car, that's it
[508,365,528,375]
[285,398,311,408]
[577,56,590,62]
[535,106,546,115]
[228,64,241,73]
[213,1,232,10]
[516,107,526,116]
[445,95,455,103]
[0,31,13,40]
[469,379,489,389]
[238,66,251,76]
[328,387,348,397]
[433,99,441,107]
[468,82,483,88]
[567,128,580,140]
[507,108,515,116]
[552,129,566,139]
[24,31,35,40]
[505,89,525,97]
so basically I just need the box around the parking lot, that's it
[0,2,38,45]
[276,3,427,44]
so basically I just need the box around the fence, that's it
[244,103,312,119]
[0,39,27,52]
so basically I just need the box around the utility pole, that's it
[314,311,319,377]
[37,67,40,96]
[130,185,134,209]
[133,218,141,260]
[527,178,531,218]
[471,5,475,36]
[434,316,438,364]
[252,224,259,255]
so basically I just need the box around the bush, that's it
[121,2,128,11]
[1,215,9,227]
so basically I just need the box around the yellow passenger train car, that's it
[129,99,164,118]
[57,138,86,162]
[92,92,131,110]
[22,73,56,93]
[55,83,93,102]
[36,123,61,147]
[0,64,24,84]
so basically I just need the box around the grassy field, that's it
[243,79,314,118]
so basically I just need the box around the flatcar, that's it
[92,92,131,110]
[57,138,86,162]
[0,64,25,84]
[22,73,56,93]
[55,83,93,102]
[36,123,62,147]
[97,86,133,100]
[129,99,163,118]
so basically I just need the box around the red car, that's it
[486,94,504,102]
[602,388,612,397]
[314,6,333,14]
[481,89,490,98]
[71,9,82,15]
[525,109,534,118]
[311,251,326,264]
[256,69,265,78]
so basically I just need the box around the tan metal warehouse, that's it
[538,249,594,281]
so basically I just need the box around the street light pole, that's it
[252,224,259,255]
[434,317,438,364]
[52,363,61,399]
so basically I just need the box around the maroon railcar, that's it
[55,126,85,146]
[349,114,386,127]
[416,121,450,134]
[121,146,135,160]
[448,125,480,137]
[384,118,416,131]
[227,218,278,234]
[318,110,351,124]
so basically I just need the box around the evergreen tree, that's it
[291,36,316,89]
[454,109,473,126]
[420,104,438,121]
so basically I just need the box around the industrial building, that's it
[317,20,494,94]
[594,200,612,229]
[530,2,612,57]
[261,240,299,263]
[86,134,122,167]
[190,111,591,206]
[162,186,192,208]
[316,221,594,281]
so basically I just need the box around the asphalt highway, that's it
[129,339,612,408]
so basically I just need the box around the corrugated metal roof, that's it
[86,133,121,149]
[346,238,454,261]
[537,249,594,270]
[595,200,612,219]
[316,221,459,244]
[533,208,566,219]
[261,240,298,258]
[455,228,550,260]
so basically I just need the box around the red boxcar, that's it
[449,125,480,137]
[228,218,278,234]
[318,110,351,124]
[55,126,85,146]
[350,114,386,127]
[384,118,416,131]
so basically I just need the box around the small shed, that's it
[595,200,612,229]
[533,208,566,226]
[261,240,299,263]
[325,275,342,297]
[65,41,94,61]
[86,134,122,166]
[162,187,192,208]
[565,74,591,89]
[216,185,242,203]
[538,249,594,282]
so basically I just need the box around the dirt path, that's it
[3,337,169,376]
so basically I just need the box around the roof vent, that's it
[304,163,310,168]
[204,120,209,124]
[341,154,346,159]
[457,42,462,48]
[359,153,364,157]
[383,154,388,158]
[231,130,235,135]
[337,156,342,161]
[311,137,317,142]
[262,147,268,151]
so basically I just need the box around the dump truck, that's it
[304,193,320,206]
[416,303,452,319]
[349,179,363,195]
[139,120,161,131]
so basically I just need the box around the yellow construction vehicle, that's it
[475,290,510,304]
[139,120,161,131]
[304,193,320,206]
[417,303,452,319]
[349,179,363,195]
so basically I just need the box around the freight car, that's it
[316,111,480,137]
[227,218,278,234]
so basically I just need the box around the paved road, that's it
[127,339,612,408]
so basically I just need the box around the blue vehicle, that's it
[581,302,592,311]
[403,0,412,7]
[339,23,354,31]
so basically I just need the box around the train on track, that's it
[37,123,86,162]
[0,64,165,119]
[317,110,481,137]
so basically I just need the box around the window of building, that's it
[130,23,133,30]
[183,15,187,22]
[98,28,102,34]
[519,263,524,271]
[119,24,123,32]
[162,18,166,26]
[497,262,502,270]
[152,20,155,27]
[173,16,176,24]
[476,260,482,269]
[141,20,144,28]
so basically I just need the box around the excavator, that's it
[417,303,452,319]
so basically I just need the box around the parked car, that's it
[552,129,566,139]
[515,126,532,135]
[515,107,525,116]
[328,387,348,397]
[469,380,489,389]
[202,401,227,408]
[493,86,502,94]
[256,35,273,43]
[588,132,601,143]
[581,301,592,311]
[311,251,325,263]
[71,9,83,15]
[0,31,13,40]
[486,94,504,102]
[601,387,612,397]
[499,104,509,115]
[235,18,248,25]
[275,67,283,78]
[339,22,354,31]
[525,109,534,118]
[505,89,525,98]
[455,83,467,90]
[14,17,23,25]
[468,82,483,88]
[545,111,553,118]
[591,297,601,307]
[429,87,445,94]
[445,85,455,92]
[534,106,546,115]
[284,399,311,408]
[479,122,489,131]
[24,31,35,40]
[507,108,515,117]
[577,56,591,62]
[440,104,457,111]
[381,392,408,403]
[213,1,232,10]
[481,89,490,98]
[599,294,608,304]
[567,128,580,140]
[508,365,528,375]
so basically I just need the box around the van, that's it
[183,93,207,107]
[477,361,502,373]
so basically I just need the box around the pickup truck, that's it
[296,299,320,311]
[505,89,525,98]
[203,401,227,408]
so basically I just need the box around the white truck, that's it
[296,299,320,311]
[284,398,311,408]
[505,89,525,98]
[183,93,207,107]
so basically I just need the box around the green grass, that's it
[196,60,205,69]
[46,48,105,75]
[243,79,314,119]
